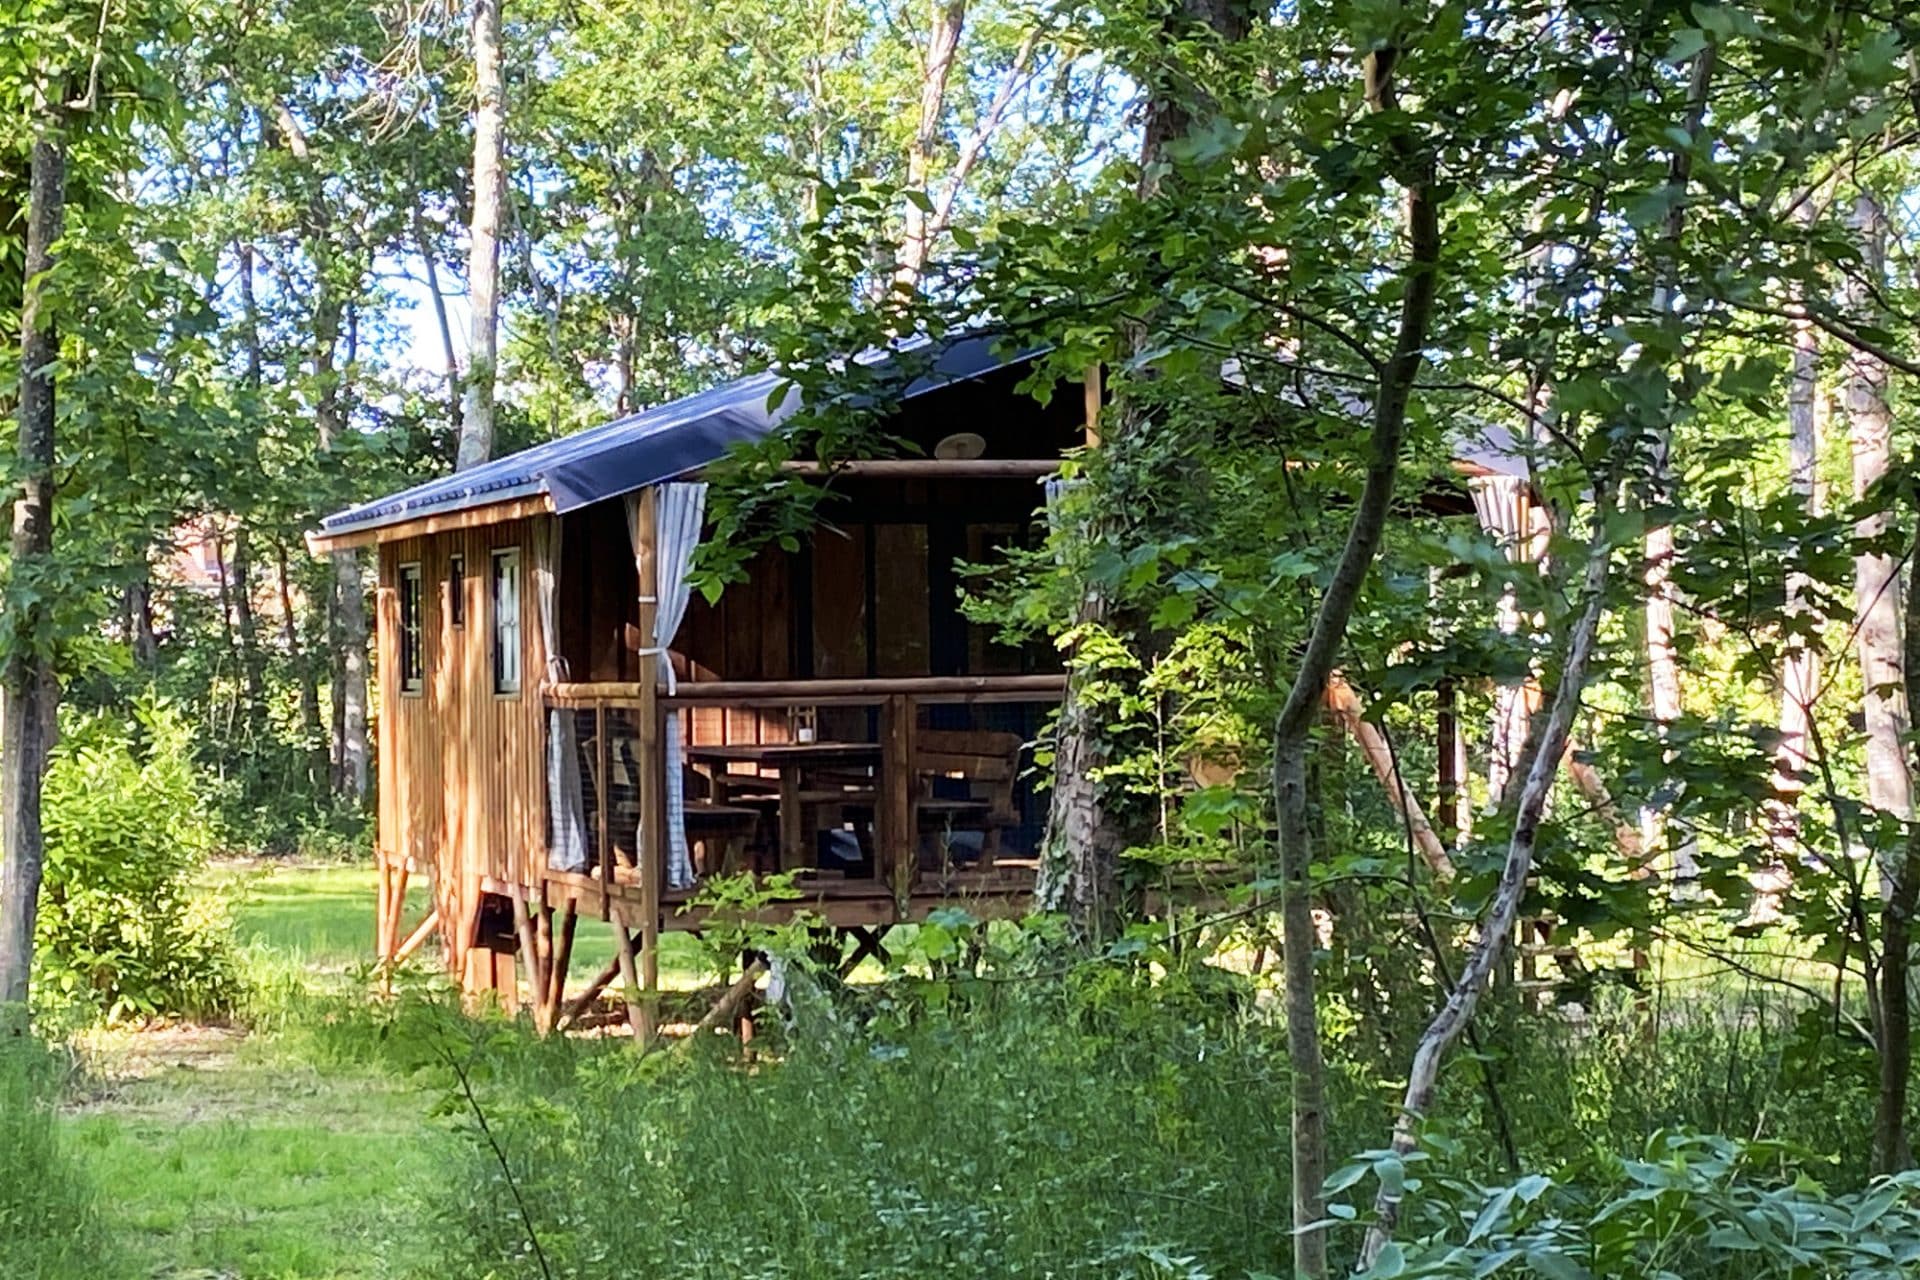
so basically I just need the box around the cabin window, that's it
[448,554,466,628]
[491,547,522,695]
[398,562,425,696]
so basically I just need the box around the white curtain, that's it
[627,482,708,890]
[537,519,590,872]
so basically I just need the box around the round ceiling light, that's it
[934,431,987,460]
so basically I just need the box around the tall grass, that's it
[441,966,1330,1279]
[0,1038,111,1279]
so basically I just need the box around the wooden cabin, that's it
[312,335,1536,1029]
[310,338,1105,1025]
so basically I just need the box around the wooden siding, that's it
[377,516,550,981]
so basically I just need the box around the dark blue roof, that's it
[319,333,1034,540]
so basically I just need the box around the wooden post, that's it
[545,900,577,1018]
[612,909,649,1044]
[881,694,917,910]
[1435,678,1460,851]
[635,486,663,1042]
[595,703,610,888]
[1083,364,1103,447]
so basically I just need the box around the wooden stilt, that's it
[558,957,619,1031]
[611,909,649,1043]
[545,902,577,1021]
[1325,675,1454,879]
[391,908,440,966]
[509,888,548,1026]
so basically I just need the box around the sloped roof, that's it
[317,334,1537,547]
[316,333,1032,543]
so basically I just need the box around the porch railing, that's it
[542,674,1066,914]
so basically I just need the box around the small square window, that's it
[398,563,424,696]
[448,554,466,628]
[491,547,522,695]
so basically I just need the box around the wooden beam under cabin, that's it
[304,493,554,555]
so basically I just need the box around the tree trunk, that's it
[276,539,327,791]
[894,0,965,294]
[311,291,368,805]
[1770,295,1822,847]
[1272,47,1439,1279]
[127,572,158,667]
[456,0,506,471]
[1037,0,1254,939]
[1875,516,1920,1174]
[1844,192,1910,826]
[411,191,461,426]
[0,123,67,1016]
[1638,50,1714,884]
[232,527,267,739]
[333,551,369,804]
[1360,497,1616,1267]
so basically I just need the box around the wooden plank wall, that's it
[376,516,550,978]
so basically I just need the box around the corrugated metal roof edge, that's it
[316,334,1033,541]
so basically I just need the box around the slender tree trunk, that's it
[127,572,158,667]
[411,193,461,426]
[1875,518,1920,1174]
[456,0,506,471]
[1638,50,1714,884]
[0,120,67,1017]
[1273,46,1440,1279]
[1037,0,1255,938]
[1844,193,1910,826]
[232,527,266,738]
[1359,500,1616,1268]
[894,0,965,294]
[1770,297,1822,847]
[276,539,327,791]
[311,291,369,805]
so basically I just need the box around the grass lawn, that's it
[56,859,727,1279]
[62,862,449,1280]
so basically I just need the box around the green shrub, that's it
[36,700,242,1024]
[1346,1132,1920,1279]
[0,1038,110,1278]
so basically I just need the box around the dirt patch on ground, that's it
[63,1023,250,1117]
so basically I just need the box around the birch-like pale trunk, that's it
[1638,49,1714,883]
[1842,192,1910,826]
[894,0,965,293]
[1770,292,1822,846]
[456,0,506,471]
[0,116,67,1014]
[1358,497,1616,1268]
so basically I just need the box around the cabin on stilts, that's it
[311,334,1546,1032]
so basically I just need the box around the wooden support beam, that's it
[545,902,578,1019]
[509,887,549,1028]
[1324,675,1455,880]
[881,694,917,911]
[558,957,620,1031]
[635,486,664,1046]
[611,910,650,1044]
[390,908,440,966]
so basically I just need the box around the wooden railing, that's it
[542,674,1066,915]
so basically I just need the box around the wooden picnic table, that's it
[685,741,883,868]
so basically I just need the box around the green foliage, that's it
[1347,1133,1920,1280]
[437,961,1310,1279]
[0,1038,110,1279]
[35,700,241,1024]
